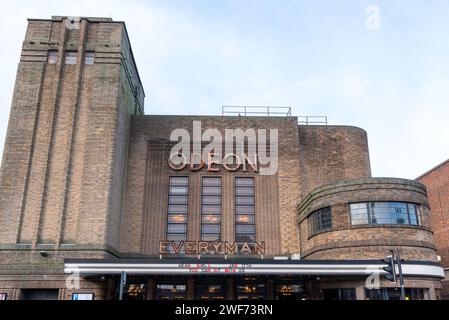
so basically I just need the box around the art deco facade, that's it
[0,16,443,300]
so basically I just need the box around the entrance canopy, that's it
[64,258,444,278]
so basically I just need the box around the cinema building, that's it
[0,16,444,301]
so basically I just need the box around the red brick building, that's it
[417,159,449,299]
[0,16,444,300]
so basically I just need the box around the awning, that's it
[64,258,444,278]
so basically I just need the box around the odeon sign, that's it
[159,240,266,255]
[168,152,259,172]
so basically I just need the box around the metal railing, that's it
[298,116,328,126]
[222,106,292,117]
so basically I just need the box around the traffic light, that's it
[382,255,397,282]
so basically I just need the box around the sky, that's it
[0,0,448,179]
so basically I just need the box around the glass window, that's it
[202,215,220,224]
[235,233,256,243]
[195,281,226,300]
[236,225,255,234]
[236,196,255,206]
[308,207,332,236]
[167,224,186,234]
[235,177,255,245]
[170,186,188,195]
[350,202,421,226]
[47,50,58,64]
[167,215,187,223]
[201,177,221,241]
[168,205,187,214]
[166,177,188,250]
[202,224,220,234]
[236,215,255,224]
[155,283,187,300]
[65,51,77,64]
[202,195,221,205]
[84,52,94,65]
[168,196,188,205]
[235,278,266,300]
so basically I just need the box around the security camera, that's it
[39,251,49,258]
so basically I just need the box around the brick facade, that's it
[417,159,449,299]
[0,16,443,300]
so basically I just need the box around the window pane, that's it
[167,234,186,241]
[47,50,57,64]
[309,207,332,235]
[202,205,221,214]
[236,177,254,187]
[168,215,187,223]
[236,206,255,215]
[202,195,221,205]
[236,196,254,205]
[65,51,77,64]
[236,186,254,196]
[169,196,188,205]
[236,225,255,234]
[202,234,220,241]
[168,205,187,214]
[202,215,220,224]
[84,52,94,65]
[202,224,220,234]
[203,186,221,195]
[236,233,255,243]
[170,177,188,185]
[351,202,421,226]
[167,224,187,233]
[236,215,255,224]
[203,177,221,186]
[170,186,188,195]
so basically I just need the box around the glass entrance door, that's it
[195,279,226,300]
[235,278,266,300]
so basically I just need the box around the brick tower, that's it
[0,16,144,298]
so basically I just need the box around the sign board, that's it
[159,241,265,255]
[72,293,94,300]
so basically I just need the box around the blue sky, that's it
[0,0,448,178]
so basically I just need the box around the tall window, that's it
[166,177,188,250]
[235,177,255,243]
[309,207,332,236]
[350,202,420,226]
[47,50,58,64]
[84,52,95,65]
[65,51,77,64]
[201,177,222,241]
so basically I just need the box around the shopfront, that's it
[65,258,444,300]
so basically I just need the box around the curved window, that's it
[350,202,420,226]
[308,207,332,236]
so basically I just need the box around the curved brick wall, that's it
[298,125,372,197]
[297,178,438,261]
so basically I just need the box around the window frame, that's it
[235,176,256,245]
[349,202,421,227]
[166,176,189,252]
[308,207,333,236]
[201,176,222,242]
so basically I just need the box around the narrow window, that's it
[166,177,188,252]
[47,50,58,64]
[309,207,332,236]
[84,52,94,65]
[201,177,221,241]
[65,51,77,65]
[235,177,255,244]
